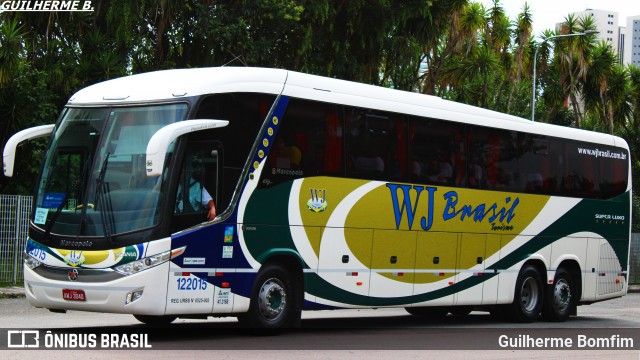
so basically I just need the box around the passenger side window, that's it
[599,146,629,199]
[469,126,518,191]
[563,141,599,198]
[410,117,465,186]
[517,135,562,195]
[260,98,344,187]
[346,108,407,182]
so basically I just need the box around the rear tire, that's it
[508,264,543,322]
[133,314,177,326]
[542,269,575,322]
[238,263,301,331]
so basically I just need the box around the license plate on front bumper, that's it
[62,289,86,301]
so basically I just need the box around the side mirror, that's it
[145,119,229,176]
[3,124,55,177]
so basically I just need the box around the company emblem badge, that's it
[68,268,79,281]
[64,250,85,267]
[307,189,328,213]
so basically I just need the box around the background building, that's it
[556,9,627,64]
[625,15,640,66]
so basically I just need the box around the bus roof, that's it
[68,67,627,149]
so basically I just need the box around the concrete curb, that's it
[0,286,25,298]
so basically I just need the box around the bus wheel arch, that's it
[542,260,581,322]
[238,254,303,330]
[508,260,546,322]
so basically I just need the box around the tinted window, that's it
[410,117,465,186]
[194,93,275,207]
[260,98,344,187]
[345,108,407,182]
[599,146,628,199]
[518,134,562,195]
[469,126,518,191]
[562,141,629,199]
[563,140,599,198]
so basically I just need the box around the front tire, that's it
[542,269,575,322]
[508,264,543,322]
[238,263,301,331]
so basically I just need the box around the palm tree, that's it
[420,0,470,95]
[582,41,624,134]
[0,19,25,87]
[458,1,488,55]
[506,2,533,112]
[442,43,501,108]
[555,13,597,127]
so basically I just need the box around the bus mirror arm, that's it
[145,119,229,177]
[3,124,55,177]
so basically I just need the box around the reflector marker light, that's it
[170,246,187,259]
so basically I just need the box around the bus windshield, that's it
[34,104,188,237]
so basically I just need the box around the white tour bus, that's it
[3,67,631,329]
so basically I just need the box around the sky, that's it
[480,0,640,39]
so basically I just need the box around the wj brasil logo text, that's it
[386,183,519,232]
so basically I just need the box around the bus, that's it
[3,67,631,329]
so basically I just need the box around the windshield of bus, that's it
[34,104,188,237]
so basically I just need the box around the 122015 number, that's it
[176,277,207,291]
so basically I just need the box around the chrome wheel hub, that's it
[553,279,571,312]
[520,276,540,312]
[258,278,287,321]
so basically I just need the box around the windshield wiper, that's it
[43,155,92,237]
[95,152,116,242]
[43,193,68,236]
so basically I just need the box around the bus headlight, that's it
[25,254,43,270]
[113,251,170,276]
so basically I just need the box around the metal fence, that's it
[631,233,640,285]
[0,195,32,284]
[0,194,639,285]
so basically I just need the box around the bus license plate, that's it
[62,289,86,301]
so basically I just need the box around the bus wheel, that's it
[405,306,449,320]
[508,264,543,322]
[240,264,300,330]
[542,269,574,322]
[133,314,177,325]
